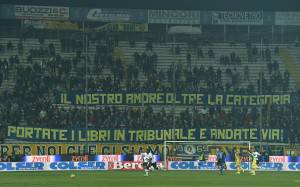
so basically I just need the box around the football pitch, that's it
[0,171,299,187]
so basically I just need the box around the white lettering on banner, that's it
[109,162,163,170]
[110,162,143,170]
[23,20,47,29]
[167,161,300,171]
[275,12,300,25]
[0,161,299,171]
[87,9,130,21]
[15,5,69,20]
[0,162,108,171]
[148,10,201,24]
[212,11,263,25]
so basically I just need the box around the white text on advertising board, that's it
[148,10,201,24]
[275,12,300,25]
[87,9,130,22]
[15,5,69,20]
[212,11,263,25]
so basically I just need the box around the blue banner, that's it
[56,92,292,106]
[167,161,300,171]
[7,126,287,143]
[0,161,108,171]
[1,161,299,171]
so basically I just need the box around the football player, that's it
[141,152,151,176]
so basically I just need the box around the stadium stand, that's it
[0,23,299,145]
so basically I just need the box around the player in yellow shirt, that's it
[234,148,244,174]
[248,149,260,176]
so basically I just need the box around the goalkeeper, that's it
[234,148,244,174]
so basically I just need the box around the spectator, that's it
[0,71,2,87]
[220,55,225,64]
[175,45,181,55]
[17,40,23,54]
[244,66,250,81]
[208,49,215,58]
[265,48,271,62]
[216,68,222,83]
[252,46,258,56]
[230,52,236,63]
[129,39,135,48]
[7,41,13,51]
[273,60,279,71]
[284,70,290,91]
[267,61,273,74]
[231,68,240,89]
[186,52,191,67]
[274,46,279,55]
[0,44,4,53]
[146,41,153,51]
[197,48,203,58]
[3,59,9,80]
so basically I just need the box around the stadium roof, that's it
[1,0,300,11]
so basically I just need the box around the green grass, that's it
[0,171,299,187]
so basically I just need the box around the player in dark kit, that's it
[216,148,226,175]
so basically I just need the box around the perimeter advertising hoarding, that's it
[212,11,263,25]
[15,5,69,20]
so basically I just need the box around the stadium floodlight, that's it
[163,140,251,171]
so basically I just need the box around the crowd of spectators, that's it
[220,52,242,65]
[0,33,299,144]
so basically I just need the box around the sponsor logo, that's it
[169,161,216,170]
[23,155,60,163]
[109,162,143,170]
[0,162,108,171]
[102,155,120,162]
[288,163,300,171]
[168,161,300,171]
[275,12,300,26]
[212,11,263,25]
[15,6,68,15]
[167,156,182,161]
[208,155,216,162]
[260,162,283,171]
[71,155,89,162]
[0,162,45,171]
[31,156,50,163]
[95,155,124,162]
[87,9,130,21]
[49,161,107,170]
[109,162,163,170]
[148,10,201,24]
[269,156,288,163]
[15,5,69,20]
